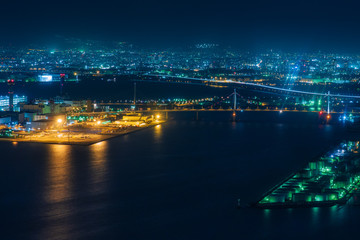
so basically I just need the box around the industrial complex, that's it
[256,141,360,208]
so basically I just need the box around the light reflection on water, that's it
[1,113,357,239]
[311,207,320,227]
[89,141,108,193]
[263,209,271,220]
[44,145,72,204]
[154,124,162,141]
[40,144,73,240]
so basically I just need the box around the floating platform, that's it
[255,140,360,208]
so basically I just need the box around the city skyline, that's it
[3,1,360,239]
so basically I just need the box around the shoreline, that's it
[0,121,166,146]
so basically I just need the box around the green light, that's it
[329,195,337,201]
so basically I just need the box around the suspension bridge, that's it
[143,74,360,99]
[69,74,360,122]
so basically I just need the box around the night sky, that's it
[2,0,360,51]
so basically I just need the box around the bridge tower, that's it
[7,79,15,112]
[133,82,136,111]
[60,74,65,96]
[233,88,237,110]
[232,88,237,121]
[327,91,331,114]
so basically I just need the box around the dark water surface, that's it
[0,79,231,100]
[1,112,359,240]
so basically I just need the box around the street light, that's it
[57,118,63,123]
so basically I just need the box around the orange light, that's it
[327,115,331,119]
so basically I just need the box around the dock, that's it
[0,121,165,146]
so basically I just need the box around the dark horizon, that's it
[2,0,360,52]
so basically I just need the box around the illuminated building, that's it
[38,74,67,82]
[0,95,27,111]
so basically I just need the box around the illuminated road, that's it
[144,74,360,99]
[69,108,346,117]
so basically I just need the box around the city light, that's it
[2,1,360,238]
[3,3,360,238]
[257,141,360,208]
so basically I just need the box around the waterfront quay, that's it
[255,141,360,208]
[0,113,165,145]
